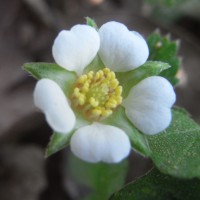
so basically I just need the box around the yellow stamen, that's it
[71,68,123,120]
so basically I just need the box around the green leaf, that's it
[45,131,73,157]
[110,168,200,200]
[147,108,200,178]
[86,17,98,30]
[102,106,151,157]
[147,32,181,85]
[68,153,128,200]
[23,62,77,95]
[116,61,170,98]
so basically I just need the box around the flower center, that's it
[71,68,123,120]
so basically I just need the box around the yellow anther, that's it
[71,68,123,120]
[87,71,94,79]
[116,86,122,95]
[115,96,123,104]
[105,72,112,80]
[83,81,90,89]
[110,72,116,79]
[103,68,110,73]
[105,103,115,108]
[74,87,79,93]
[82,86,89,93]
[92,108,102,116]
[98,70,104,77]
[106,99,117,108]
[94,72,100,80]
[77,75,87,83]
[111,79,119,89]
[89,97,99,107]
[109,99,118,105]
[101,109,112,117]
[73,88,80,97]
[78,95,86,105]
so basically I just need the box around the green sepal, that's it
[116,61,171,98]
[110,168,200,200]
[84,55,105,73]
[45,131,74,157]
[102,106,151,157]
[86,17,98,30]
[147,108,200,178]
[68,153,128,200]
[45,112,90,157]
[147,32,181,85]
[23,62,77,95]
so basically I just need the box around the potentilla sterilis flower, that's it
[34,21,176,163]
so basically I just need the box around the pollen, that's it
[71,68,123,120]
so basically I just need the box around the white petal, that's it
[70,123,131,163]
[99,21,149,72]
[34,79,76,134]
[123,76,176,135]
[52,25,100,75]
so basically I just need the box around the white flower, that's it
[34,21,176,163]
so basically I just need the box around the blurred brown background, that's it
[0,0,200,199]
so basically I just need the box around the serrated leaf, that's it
[102,106,151,157]
[110,168,200,200]
[147,108,200,178]
[116,61,171,98]
[147,32,181,85]
[23,62,77,95]
[45,131,74,157]
[68,153,128,200]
